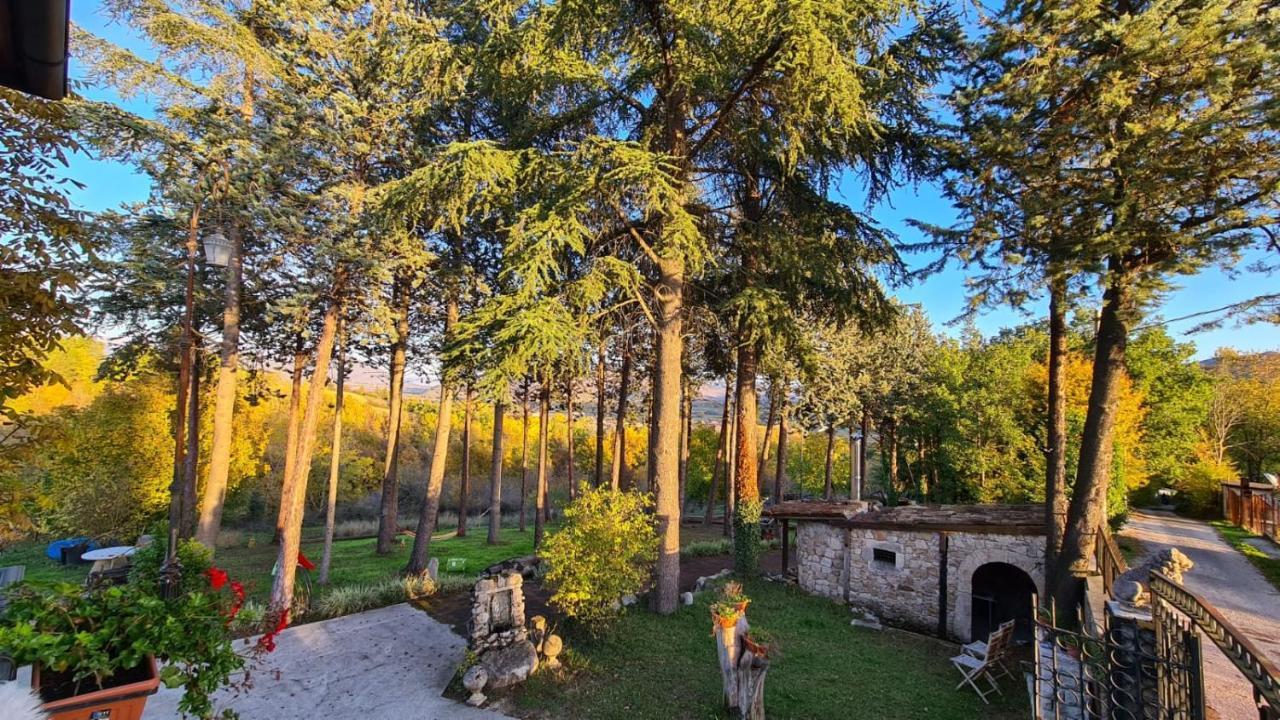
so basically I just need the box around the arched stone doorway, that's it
[969,562,1036,643]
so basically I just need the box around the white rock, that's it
[681,591,694,606]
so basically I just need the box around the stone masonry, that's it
[795,518,1045,640]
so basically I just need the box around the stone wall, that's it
[794,520,1045,640]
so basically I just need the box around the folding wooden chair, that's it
[952,620,1014,703]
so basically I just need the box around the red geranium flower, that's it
[205,567,229,590]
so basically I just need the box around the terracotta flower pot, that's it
[713,610,740,629]
[743,635,769,658]
[734,600,750,614]
[33,656,160,720]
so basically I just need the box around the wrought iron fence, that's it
[1148,572,1280,720]
[1094,527,1129,597]
[1031,600,1204,720]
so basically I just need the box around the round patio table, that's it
[82,546,138,574]
[81,546,137,563]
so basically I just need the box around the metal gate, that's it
[1031,597,1204,720]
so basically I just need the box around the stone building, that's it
[767,502,1046,642]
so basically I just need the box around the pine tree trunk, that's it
[647,360,659,491]
[610,334,631,490]
[733,333,761,575]
[823,424,836,500]
[519,381,530,532]
[271,296,341,617]
[488,398,505,545]
[860,412,869,496]
[1052,271,1131,608]
[757,378,777,486]
[566,377,576,499]
[707,377,731,526]
[1045,277,1069,594]
[651,255,684,614]
[319,328,345,585]
[406,298,458,574]
[377,275,410,555]
[849,426,859,501]
[723,378,737,538]
[196,227,243,549]
[679,383,692,515]
[775,394,789,503]
[274,343,306,544]
[595,334,607,486]
[885,419,899,493]
[180,351,201,539]
[534,382,550,548]
[458,383,474,537]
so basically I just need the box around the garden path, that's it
[142,602,511,720]
[1122,509,1280,719]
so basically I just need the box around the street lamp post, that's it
[162,215,230,598]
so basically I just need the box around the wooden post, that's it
[735,648,769,720]
[781,519,790,576]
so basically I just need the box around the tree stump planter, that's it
[33,656,160,720]
[712,607,770,718]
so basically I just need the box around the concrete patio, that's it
[142,603,511,719]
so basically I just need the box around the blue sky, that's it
[66,3,1278,362]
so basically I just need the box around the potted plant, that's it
[743,628,777,659]
[720,581,749,614]
[0,552,260,719]
[710,600,742,629]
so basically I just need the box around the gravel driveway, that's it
[1122,509,1280,719]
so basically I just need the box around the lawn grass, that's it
[1,526,540,605]
[508,578,1025,720]
[1211,521,1280,593]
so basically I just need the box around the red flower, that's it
[205,567,228,591]
[257,613,289,653]
[296,551,316,571]
[226,581,246,622]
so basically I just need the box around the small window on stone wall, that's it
[872,547,897,567]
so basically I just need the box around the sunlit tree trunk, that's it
[757,378,778,489]
[595,334,607,486]
[848,427,859,501]
[823,424,836,500]
[679,382,692,515]
[723,389,736,539]
[457,383,474,537]
[519,381,530,532]
[733,330,761,575]
[377,274,410,555]
[406,298,458,574]
[272,296,341,617]
[774,387,789,503]
[610,334,632,490]
[1053,268,1131,608]
[180,352,201,539]
[651,255,685,614]
[319,327,345,585]
[706,376,731,526]
[274,341,306,544]
[566,377,576,499]
[487,398,505,545]
[534,382,550,548]
[196,226,243,549]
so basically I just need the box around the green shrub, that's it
[541,486,658,633]
[681,539,732,557]
[1176,457,1236,517]
[128,536,214,598]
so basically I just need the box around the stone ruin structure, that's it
[766,501,1047,642]
[462,557,562,707]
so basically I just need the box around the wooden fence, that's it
[1222,483,1279,542]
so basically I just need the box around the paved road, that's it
[143,603,511,719]
[1122,510,1280,719]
